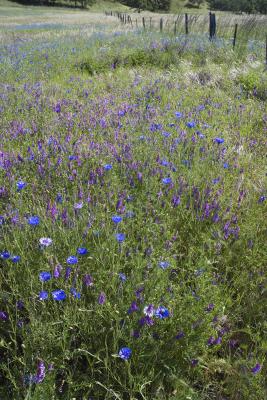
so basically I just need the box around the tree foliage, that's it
[121,0,171,11]
[208,0,267,14]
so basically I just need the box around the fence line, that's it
[104,11,267,63]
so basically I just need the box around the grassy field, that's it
[0,1,266,400]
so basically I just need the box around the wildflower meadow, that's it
[0,2,266,399]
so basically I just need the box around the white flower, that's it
[39,237,53,247]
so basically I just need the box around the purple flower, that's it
[143,304,154,317]
[98,292,106,305]
[207,336,216,346]
[162,177,172,185]
[127,301,139,314]
[39,272,51,282]
[175,331,185,340]
[28,216,40,226]
[258,196,266,203]
[214,137,224,144]
[205,303,215,312]
[191,359,198,367]
[74,201,83,210]
[54,103,61,113]
[251,363,261,374]
[112,215,122,224]
[118,347,132,360]
[115,233,125,243]
[67,256,78,264]
[155,306,169,319]
[35,360,45,383]
[65,267,72,280]
[0,311,8,321]
[39,291,48,300]
[84,274,93,287]
[52,289,66,301]
[53,264,62,278]
[77,247,88,255]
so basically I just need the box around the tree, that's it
[187,0,205,8]
[207,0,266,13]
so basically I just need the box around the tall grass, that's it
[0,4,266,400]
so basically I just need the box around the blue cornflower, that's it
[223,162,229,169]
[11,255,20,263]
[119,273,126,282]
[118,347,132,360]
[187,121,196,128]
[158,261,170,270]
[162,177,172,185]
[17,180,27,191]
[155,306,170,319]
[67,256,78,264]
[104,164,112,170]
[70,288,81,299]
[162,131,171,138]
[52,289,66,301]
[175,111,183,118]
[77,247,88,255]
[0,251,10,259]
[112,215,122,224]
[68,155,77,161]
[39,272,51,282]
[56,193,63,203]
[39,291,48,300]
[214,137,224,144]
[125,211,135,218]
[115,233,125,243]
[28,216,40,226]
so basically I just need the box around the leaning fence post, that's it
[160,18,163,33]
[150,17,152,30]
[174,20,177,35]
[233,23,238,49]
[185,13,188,35]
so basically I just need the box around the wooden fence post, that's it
[150,17,152,30]
[160,18,163,33]
[209,12,216,39]
[233,23,238,49]
[174,20,177,35]
[142,17,146,30]
[185,13,188,35]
